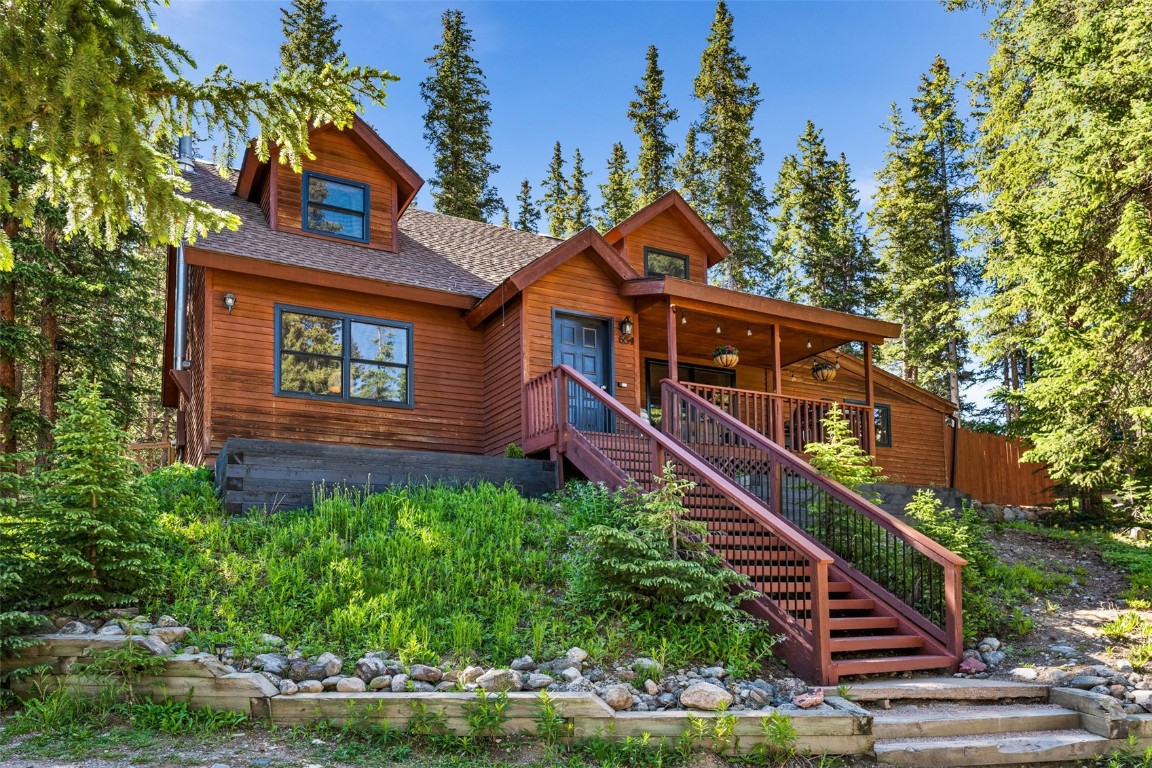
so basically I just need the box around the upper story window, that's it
[275,305,412,408]
[303,171,370,242]
[644,247,690,279]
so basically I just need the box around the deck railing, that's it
[662,380,965,657]
[682,382,873,454]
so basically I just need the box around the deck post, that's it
[863,342,876,457]
[666,301,678,383]
[811,559,833,685]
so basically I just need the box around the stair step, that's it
[873,730,1109,766]
[779,598,875,612]
[804,616,899,631]
[708,534,783,548]
[720,548,806,564]
[755,580,850,595]
[829,634,925,653]
[871,705,1081,739]
[832,654,954,677]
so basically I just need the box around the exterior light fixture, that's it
[806,338,813,349]
[223,292,236,314]
[812,361,837,382]
[715,323,722,335]
[681,312,687,325]
[619,316,634,337]
[746,327,753,336]
[790,371,797,382]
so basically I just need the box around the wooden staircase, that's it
[523,365,965,684]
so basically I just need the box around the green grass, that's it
[146,467,777,673]
[1004,522,1152,604]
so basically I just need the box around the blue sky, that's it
[157,0,993,215]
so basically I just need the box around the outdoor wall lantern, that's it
[812,360,837,382]
[223,292,236,314]
[619,316,634,337]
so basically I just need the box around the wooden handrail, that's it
[667,380,968,570]
[548,365,836,569]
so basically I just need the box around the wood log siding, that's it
[200,270,486,460]
[482,299,524,456]
[617,209,708,282]
[522,252,640,414]
[275,129,398,251]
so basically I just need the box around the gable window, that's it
[275,305,412,407]
[644,247,689,279]
[846,399,892,448]
[303,171,369,242]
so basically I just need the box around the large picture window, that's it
[303,171,369,242]
[275,306,412,407]
[644,247,690,279]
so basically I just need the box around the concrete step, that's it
[825,677,1050,703]
[872,704,1081,739]
[874,729,1111,766]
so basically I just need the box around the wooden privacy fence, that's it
[946,427,1054,507]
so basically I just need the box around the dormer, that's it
[604,191,729,284]
[234,116,423,253]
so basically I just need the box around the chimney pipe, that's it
[177,135,196,174]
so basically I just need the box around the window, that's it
[645,358,735,420]
[847,399,892,448]
[303,172,369,242]
[275,305,412,407]
[644,247,689,279]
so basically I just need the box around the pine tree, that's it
[869,56,977,411]
[420,10,502,222]
[627,45,679,206]
[692,0,770,290]
[597,143,638,231]
[769,122,877,312]
[0,0,397,268]
[32,381,161,611]
[541,142,569,238]
[804,403,887,492]
[514,179,541,233]
[675,126,713,216]
[567,148,592,235]
[279,0,344,71]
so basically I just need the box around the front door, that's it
[553,312,611,432]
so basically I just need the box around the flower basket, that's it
[712,345,739,368]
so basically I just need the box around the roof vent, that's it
[177,135,195,174]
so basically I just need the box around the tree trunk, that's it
[0,270,16,454]
[36,297,59,457]
[939,136,961,411]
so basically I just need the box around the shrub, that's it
[29,381,162,612]
[904,490,995,572]
[503,443,526,459]
[570,464,752,621]
[804,402,886,494]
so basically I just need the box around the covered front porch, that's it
[625,278,900,457]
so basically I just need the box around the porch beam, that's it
[666,301,678,383]
[864,342,876,456]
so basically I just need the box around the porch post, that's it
[666,301,678,383]
[864,341,877,456]
[770,323,784,518]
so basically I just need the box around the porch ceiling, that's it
[636,302,851,368]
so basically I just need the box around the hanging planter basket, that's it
[811,361,837,382]
[713,346,739,368]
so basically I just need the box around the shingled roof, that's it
[184,162,560,300]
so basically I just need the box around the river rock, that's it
[354,656,387,683]
[409,664,442,683]
[337,677,366,693]
[156,615,179,628]
[1010,667,1039,681]
[680,682,733,711]
[58,620,93,635]
[391,674,409,692]
[322,676,344,691]
[460,666,485,685]
[297,680,323,694]
[525,673,554,690]
[278,679,298,695]
[566,647,589,664]
[1068,675,1108,690]
[603,684,633,711]
[644,679,660,696]
[254,653,289,677]
[260,634,285,647]
[959,657,987,674]
[700,665,727,679]
[793,689,824,709]
[411,681,435,693]
[316,652,343,677]
[476,668,523,692]
[368,675,392,691]
[150,626,190,644]
[96,623,125,636]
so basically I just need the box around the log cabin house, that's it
[163,117,965,684]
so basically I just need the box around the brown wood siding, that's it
[620,210,707,282]
[184,266,209,465]
[946,427,1055,506]
[523,253,639,414]
[781,363,948,486]
[275,129,397,251]
[482,299,524,455]
[201,270,485,459]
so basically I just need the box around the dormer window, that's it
[303,171,370,242]
[644,247,689,279]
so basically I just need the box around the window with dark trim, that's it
[847,399,892,448]
[645,358,735,420]
[303,171,370,242]
[275,305,412,407]
[644,247,689,279]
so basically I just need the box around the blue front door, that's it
[553,313,611,432]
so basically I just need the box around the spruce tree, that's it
[279,0,344,70]
[675,126,713,217]
[597,143,638,231]
[32,381,161,611]
[769,122,876,312]
[869,56,977,410]
[567,148,592,235]
[420,10,502,222]
[627,45,679,205]
[541,142,569,238]
[692,0,770,290]
[514,179,541,233]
